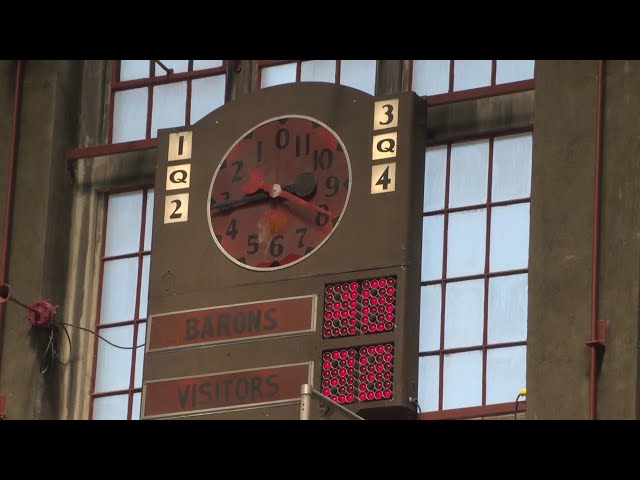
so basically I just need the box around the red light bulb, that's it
[375,373,383,381]
[347,385,354,393]
[339,368,347,377]
[362,307,370,315]
[384,363,392,371]
[346,394,355,403]
[332,311,340,319]
[331,396,338,403]
[376,364,384,372]
[326,285,334,294]
[324,312,332,321]
[322,388,330,396]
[387,278,395,286]
[359,384,367,392]
[383,380,391,389]
[359,393,367,401]
[340,319,348,327]
[363,290,370,298]
[367,392,375,401]
[385,344,393,353]
[371,279,379,288]
[363,280,371,289]
[339,386,346,394]
[331,351,340,360]
[384,354,393,362]
[323,352,332,361]
[349,299,357,308]
[370,297,378,306]
[322,379,330,388]
[386,304,394,313]
[367,374,375,382]
[368,364,375,373]
[333,302,341,310]
[362,317,369,325]
[338,395,346,404]
[324,321,332,329]
[387,287,395,296]
[359,373,367,381]
[350,282,359,291]
[330,378,338,386]
[385,323,393,331]
[359,347,368,356]
[348,326,356,335]
[379,279,387,288]
[375,382,382,390]
[375,391,383,400]
[368,346,376,355]
[323,361,331,370]
[383,371,391,380]
[323,329,332,338]
[322,370,330,379]
[376,324,385,332]
[386,313,394,322]
[360,357,367,365]
[348,349,356,357]
[348,318,356,326]
[378,296,386,305]
[362,298,370,307]
[350,292,357,300]
[383,389,392,399]
[332,328,340,336]
[359,367,367,375]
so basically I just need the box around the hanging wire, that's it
[55,321,145,350]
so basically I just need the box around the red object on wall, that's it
[0,394,6,420]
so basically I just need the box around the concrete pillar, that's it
[0,60,82,419]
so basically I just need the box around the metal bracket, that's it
[585,319,606,351]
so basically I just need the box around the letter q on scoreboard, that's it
[164,131,193,224]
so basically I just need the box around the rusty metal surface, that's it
[147,294,316,352]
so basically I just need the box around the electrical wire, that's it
[55,321,145,350]
[514,394,523,420]
[40,323,71,374]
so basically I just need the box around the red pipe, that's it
[589,60,605,420]
[0,60,24,382]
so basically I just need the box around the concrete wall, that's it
[528,60,640,419]
[0,60,82,419]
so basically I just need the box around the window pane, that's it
[105,191,142,257]
[492,133,532,202]
[134,322,147,388]
[418,355,440,412]
[496,60,535,84]
[193,60,223,70]
[139,255,151,319]
[486,346,527,405]
[113,88,148,143]
[421,215,444,281]
[120,60,150,81]
[93,394,129,420]
[443,350,482,409]
[153,60,189,76]
[101,258,138,325]
[261,63,296,88]
[144,189,154,251]
[132,392,142,420]
[453,60,492,91]
[449,139,489,208]
[340,60,376,95]
[191,75,226,124]
[151,81,187,137]
[447,209,486,278]
[94,325,134,393]
[419,285,441,352]
[444,279,484,349]
[490,204,530,272]
[301,60,336,83]
[424,146,447,212]
[488,274,528,344]
[412,60,450,96]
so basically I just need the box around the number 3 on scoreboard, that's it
[370,162,396,194]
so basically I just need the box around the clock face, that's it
[208,115,352,271]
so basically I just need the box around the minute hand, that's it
[211,180,309,212]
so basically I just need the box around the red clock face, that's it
[208,116,351,270]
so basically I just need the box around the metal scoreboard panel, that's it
[142,83,426,419]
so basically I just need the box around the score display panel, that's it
[141,82,427,419]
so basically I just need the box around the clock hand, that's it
[212,172,317,212]
[244,167,331,217]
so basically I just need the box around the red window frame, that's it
[408,60,535,106]
[418,126,532,420]
[256,60,343,89]
[66,60,228,162]
[88,185,153,420]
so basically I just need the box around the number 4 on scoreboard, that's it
[370,162,396,194]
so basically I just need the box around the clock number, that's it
[231,160,244,182]
[247,234,259,254]
[325,176,340,197]
[295,227,307,248]
[375,166,392,190]
[295,133,311,158]
[276,128,290,150]
[169,200,182,219]
[269,235,284,257]
[315,205,329,227]
[226,219,238,240]
[313,149,334,171]
[256,141,263,162]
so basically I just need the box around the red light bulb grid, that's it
[321,344,394,405]
[322,276,396,339]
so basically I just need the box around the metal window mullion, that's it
[481,137,494,406]
[437,143,452,411]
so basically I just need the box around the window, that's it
[410,60,535,104]
[110,60,227,144]
[90,188,153,420]
[257,60,377,95]
[418,130,532,419]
